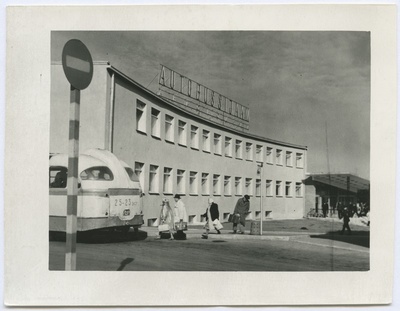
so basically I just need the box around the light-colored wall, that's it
[305,184,316,215]
[50,63,109,154]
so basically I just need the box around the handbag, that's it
[228,214,234,222]
[212,219,223,230]
[158,223,170,232]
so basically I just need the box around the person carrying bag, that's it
[201,198,223,239]
[157,198,175,240]
[173,194,188,240]
[232,195,250,234]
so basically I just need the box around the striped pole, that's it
[65,86,80,271]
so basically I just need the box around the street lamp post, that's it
[257,163,263,236]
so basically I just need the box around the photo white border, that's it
[4,4,397,306]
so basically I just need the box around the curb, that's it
[207,234,290,241]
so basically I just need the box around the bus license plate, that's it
[112,196,137,208]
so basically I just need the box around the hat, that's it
[244,195,250,200]
[174,194,181,199]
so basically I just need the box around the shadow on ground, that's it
[49,229,148,244]
[310,230,370,248]
[117,258,134,271]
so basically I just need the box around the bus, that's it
[49,148,144,233]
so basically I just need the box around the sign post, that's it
[61,39,93,270]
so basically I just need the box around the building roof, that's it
[307,173,369,193]
[107,65,308,151]
[51,61,308,150]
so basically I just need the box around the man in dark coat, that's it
[233,195,250,234]
[340,207,352,235]
[322,201,329,218]
[201,198,221,238]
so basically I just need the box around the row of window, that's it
[134,162,303,197]
[137,100,304,168]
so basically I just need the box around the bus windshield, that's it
[80,166,114,181]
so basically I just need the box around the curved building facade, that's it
[51,62,308,225]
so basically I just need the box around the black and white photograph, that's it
[49,31,371,272]
[4,4,397,307]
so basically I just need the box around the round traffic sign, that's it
[62,39,93,90]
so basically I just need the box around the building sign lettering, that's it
[159,65,250,123]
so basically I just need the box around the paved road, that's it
[49,229,369,271]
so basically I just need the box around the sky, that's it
[52,31,370,179]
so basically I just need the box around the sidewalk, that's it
[143,218,370,242]
[142,218,370,255]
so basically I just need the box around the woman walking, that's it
[157,198,175,240]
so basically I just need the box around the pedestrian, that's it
[157,198,175,240]
[339,206,352,235]
[201,198,223,239]
[322,201,328,218]
[232,194,250,234]
[337,201,343,219]
[173,194,188,239]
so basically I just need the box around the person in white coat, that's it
[157,198,175,240]
[173,194,188,238]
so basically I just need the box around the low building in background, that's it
[304,173,370,216]
[50,61,308,225]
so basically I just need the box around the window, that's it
[80,166,114,181]
[136,100,146,133]
[225,137,232,157]
[235,139,243,159]
[202,130,210,152]
[224,176,232,195]
[266,179,273,196]
[214,133,222,155]
[49,166,68,188]
[134,162,144,188]
[276,180,282,196]
[286,151,293,167]
[266,147,273,164]
[256,179,261,196]
[201,173,210,195]
[125,167,140,182]
[296,182,302,197]
[296,153,304,168]
[178,120,187,146]
[276,149,283,165]
[191,125,199,149]
[177,169,186,194]
[149,165,159,193]
[213,174,221,195]
[256,145,263,162]
[151,108,160,138]
[245,178,253,196]
[163,167,173,193]
[245,142,253,161]
[285,181,292,196]
[165,114,174,142]
[235,177,242,196]
[189,171,198,194]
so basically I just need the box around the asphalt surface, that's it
[49,218,369,271]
